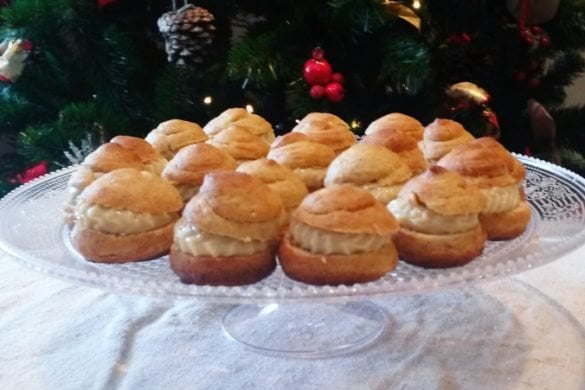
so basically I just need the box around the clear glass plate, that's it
[0,155,584,304]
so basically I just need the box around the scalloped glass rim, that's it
[0,155,584,304]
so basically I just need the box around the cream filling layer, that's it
[481,184,521,213]
[388,197,478,234]
[174,218,270,257]
[361,183,404,204]
[290,221,390,255]
[75,200,177,234]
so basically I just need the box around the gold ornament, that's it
[384,1,421,31]
[446,82,490,105]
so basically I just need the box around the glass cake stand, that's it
[0,155,584,358]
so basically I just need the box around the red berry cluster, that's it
[513,60,545,88]
[303,47,345,103]
[519,25,551,48]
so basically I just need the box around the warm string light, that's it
[350,119,361,129]
[203,96,212,104]
[245,104,254,113]
[412,0,421,9]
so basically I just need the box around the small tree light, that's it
[203,96,212,104]
[412,0,421,9]
[350,119,361,129]
[245,104,254,113]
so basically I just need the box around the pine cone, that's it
[157,4,216,65]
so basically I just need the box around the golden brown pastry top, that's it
[293,184,399,235]
[364,113,424,140]
[187,171,283,224]
[109,135,163,164]
[82,143,144,173]
[360,127,418,153]
[423,119,471,142]
[292,112,355,152]
[145,119,207,159]
[79,168,183,214]
[162,143,237,185]
[203,107,275,143]
[270,132,310,148]
[437,137,525,187]
[236,158,309,210]
[397,166,486,215]
[359,128,427,174]
[207,125,270,162]
[325,143,412,186]
[267,139,336,169]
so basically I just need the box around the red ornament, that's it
[331,72,344,84]
[310,85,325,100]
[539,35,551,47]
[519,29,534,45]
[324,82,345,103]
[448,32,472,45]
[13,161,48,184]
[303,47,332,86]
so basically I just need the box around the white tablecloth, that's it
[1,245,585,390]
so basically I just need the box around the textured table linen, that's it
[1,245,584,390]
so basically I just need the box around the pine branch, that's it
[379,34,431,93]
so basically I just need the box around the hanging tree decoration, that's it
[157,1,216,66]
[444,81,501,139]
[303,47,345,103]
[0,38,32,84]
[507,0,560,25]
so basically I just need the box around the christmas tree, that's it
[0,0,584,196]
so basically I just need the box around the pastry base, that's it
[278,233,398,285]
[480,201,531,240]
[393,224,486,268]
[169,246,276,286]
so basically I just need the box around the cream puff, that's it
[237,158,308,221]
[360,128,427,175]
[387,166,487,268]
[162,143,238,202]
[291,112,356,154]
[70,168,183,263]
[364,113,424,141]
[419,118,475,164]
[437,137,531,240]
[170,171,285,285]
[64,143,144,226]
[267,132,336,191]
[324,143,412,204]
[279,184,399,285]
[203,107,275,145]
[145,119,207,159]
[110,135,168,175]
[206,125,269,164]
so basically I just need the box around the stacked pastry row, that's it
[64,108,531,286]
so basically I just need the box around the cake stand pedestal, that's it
[221,301,386,358]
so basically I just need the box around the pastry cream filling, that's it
[290,222,390,255]
[388,197,478,234]
[481,184,521,213]
[294,168,326,190]
[175,183,200,202]
[361,183,403,204]
[174,218,270,257]
[75,200,176,234]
